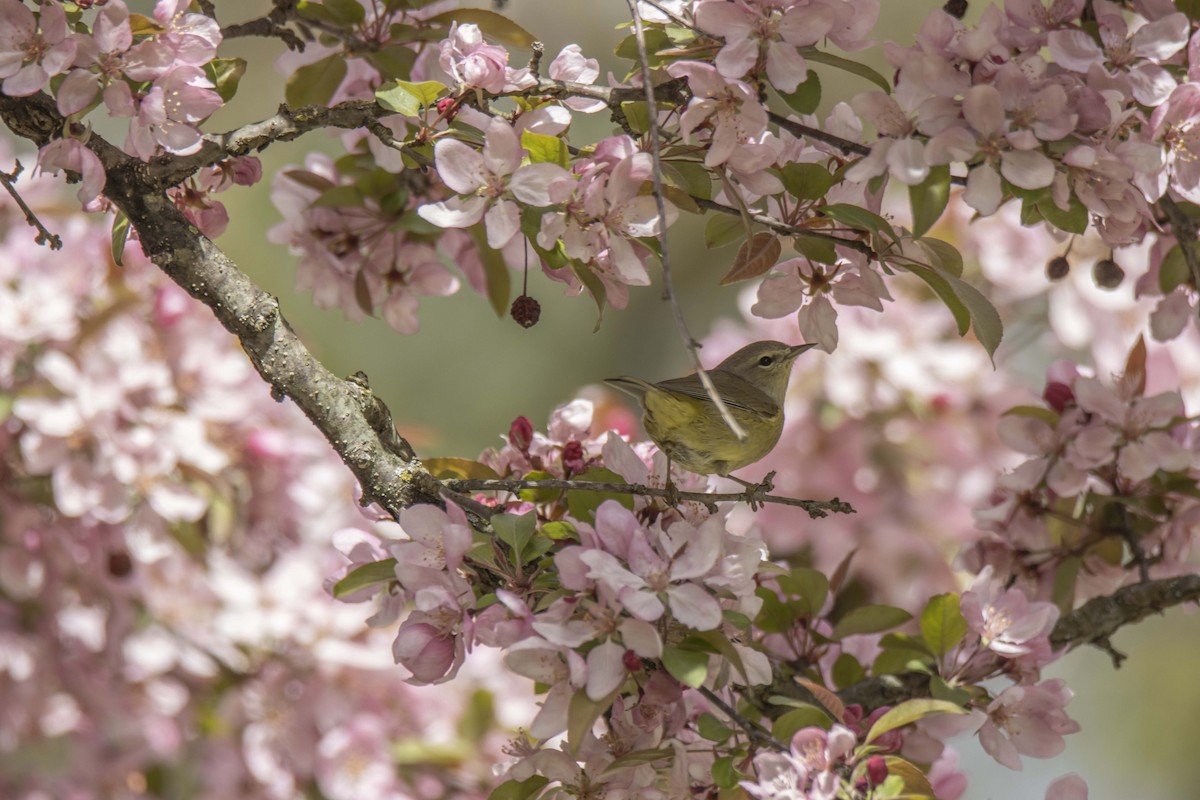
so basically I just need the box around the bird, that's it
[605,340,816,492]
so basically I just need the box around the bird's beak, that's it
[787,343,819,360]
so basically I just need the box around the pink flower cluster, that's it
[967,357,1199,598]
[0,150,532,799]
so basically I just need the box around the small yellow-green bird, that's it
[605,340,816,479]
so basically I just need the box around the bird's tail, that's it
[604,376,656,400]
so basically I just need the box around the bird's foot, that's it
[663,477,682,508]
[733,471,775,511]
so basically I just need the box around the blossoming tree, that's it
[2,0,1200,797]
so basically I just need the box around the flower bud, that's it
[866,755,889,786]
[1093,258,1124,289]
[1043,381,1074,412]
[561,440,585,475]
[511,294,541,328]
[509,416,533,452]
[622,650,642,672]
[1046,256,1070,281]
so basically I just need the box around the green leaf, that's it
[602,747,674,775]
[901,263,1003,362]
[908,165,950,238]
[917,237,963,277]
[711,755,740,789]
[312,184,365,208]
[929,676,972,706]
[614,27,672,66]
[665,161,712,200]
[794,233,838,265]
[772,705,832,741]
[830,604,912,640]
[567,688,618,754]
[570,262,607,332]
[1002,404,1060,426]
[204,57,247,103]
[1036,192,1088,235]
[681,630,749,684]
[661,645,708,688]
[423,457,502,481]
[831,652,866,689]
[776,567,829,618]
[467,226,510,317]
[377,79,446,116]
[521,130,569,168]
[541,520,577,541]
[323,0,365,24]
[753,587,794,634]
[493,512,536,563]
[488,776,549,800]
[919,593,967,658]
[364,44,418,80]
[458,688,495,743]
[111,211,131,267]
[778,70,821,114]
[698,713,733,742]
[780,162,836,202]
[864,699,968,745]
[332,558,398,598]
[426,9,536,47]
[566,467,632,523]
[285,53,347,108]
[822,203,897,243]
[620,101,651,135]
[882,756,937,798]
[800,47,891,92]
[516,469,560,504]
[1159,245,1189,293]
[704,214,745,249]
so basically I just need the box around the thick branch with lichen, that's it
[0,91,444,518]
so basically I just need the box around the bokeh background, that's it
[170,0,1200,797]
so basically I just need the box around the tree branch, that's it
[0,91,444,520]
[1158,195,1200,292]
[838,574,1200,711]
[443,477,855,519]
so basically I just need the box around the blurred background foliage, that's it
[196,1,1199,797]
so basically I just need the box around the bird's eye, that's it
[758,355,774,367]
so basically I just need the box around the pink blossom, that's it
[548,44,605,113]
[666,60,769,167]
[960,566,1059,657]
[438,22,532,94]
[122,0,222,81]
[36,138,106,206]
[847,81,961,186]
[418,118,571,249]
[125,66,223,158]
[978,678,1081,769]
[693,0,835,93]
[1045,774,1088,800]
[0,0,76,96]
[55,0,134,116]
[1148,83,1200,204]
[536,136,674,288]
[386,502,472,571]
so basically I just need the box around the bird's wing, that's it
[653,375,778,417]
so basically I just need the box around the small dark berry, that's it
[1046,256,1070,281]
[510,294,541,328]
[943,0,968,19]
[1093,258,1125,290]
[107,551,133,578]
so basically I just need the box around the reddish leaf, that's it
[1122,334,1147,397]
[794,677,846,723]
[720,232,782,285]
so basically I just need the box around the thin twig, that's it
[0,161,62,250]
[442,477,855,519]
[768,111,871,157]
[626,0,748,442]
[694,196,875,256]
[698,686,787,752]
